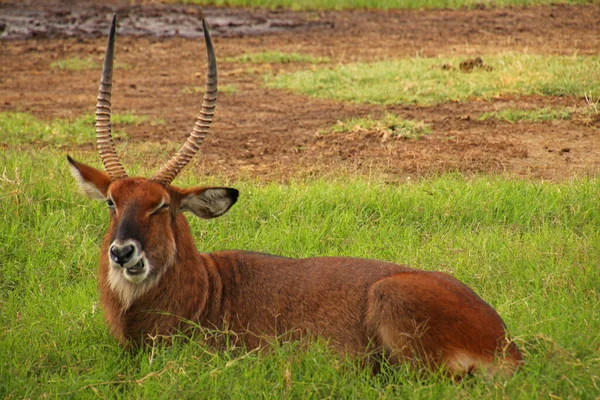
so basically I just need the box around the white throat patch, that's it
[108,263,161,310]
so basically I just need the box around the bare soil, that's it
[1,1,599,181]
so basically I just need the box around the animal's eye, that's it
[106,199,115,209]
[152,203,170,214]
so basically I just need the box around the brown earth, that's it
[1,1,599,182]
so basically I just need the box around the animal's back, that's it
[205,252,414,349]
[206,251,521,376]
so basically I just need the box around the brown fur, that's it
[68,157,522,376]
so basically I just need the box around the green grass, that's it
[478,104,599,123]
[1,141,599,398]
[478,106,573,123]
[0,112,164,147]
[268,54,600,105]
[321,112,431,139]
[50,57,130,71]
[223,51,330,64]
[182,84,239,94]
[169,0,597,10]
[50,57,100,71]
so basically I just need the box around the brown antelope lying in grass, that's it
[68,15,522,377]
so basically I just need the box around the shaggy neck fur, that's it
[98,214,222,346]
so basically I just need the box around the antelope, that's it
[68,15,523,377]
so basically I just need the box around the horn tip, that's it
[202,18,210,38]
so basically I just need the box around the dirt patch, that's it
[1,1,599,181]
[0,1,331,40]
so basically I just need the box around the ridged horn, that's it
[151,19,217,186]
[96,14,128,181]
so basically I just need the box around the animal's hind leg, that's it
[365,280,439,372]
[364,272,521,376]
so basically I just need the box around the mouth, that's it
[125,259,145,275]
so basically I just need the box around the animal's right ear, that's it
[178,187,239,219]
[67,155,111,200]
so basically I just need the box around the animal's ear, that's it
[178,187,239,219]
[67,155,111,200]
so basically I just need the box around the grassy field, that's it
[172,0,597,10]
[1,141,599,398]
[223,51,330,64]
[0,112,157,147]
[2,3,600,395]
[268,54,600,105]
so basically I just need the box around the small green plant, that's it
[224,51,329,64]
[322,113,431,139]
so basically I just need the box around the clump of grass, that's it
[50,57,130,71]
[321,113,431,140]
[584,93,599,113]
[580,93,600,124]
[224,51,329,64]
[479,103,600,124]
[182,84,238,94]
[478,107,573,123]
[0,112,153,147]
[267,53,600,105]
[150,117,167,126]
[50,57,100,71]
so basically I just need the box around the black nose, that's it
[110,244,135,266]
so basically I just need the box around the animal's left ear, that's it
[178,187,239,219]
[67,155,111,200]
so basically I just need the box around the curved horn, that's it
[96,14,128,181]
[151,19,217,186]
